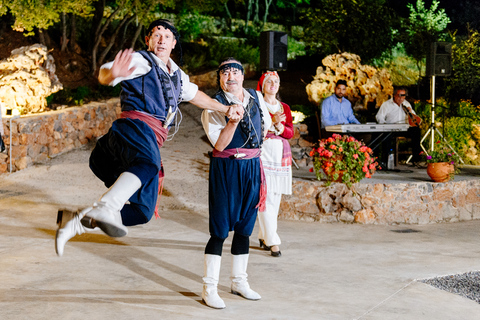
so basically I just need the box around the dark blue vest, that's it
[213,88,264,149]
[120,50,182,125]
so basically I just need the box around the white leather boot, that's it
[231,254,261,300]
[55,207,92,257]
[85,172,141,237]
[202,254,226,309]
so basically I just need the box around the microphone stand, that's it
[420,75,464,163]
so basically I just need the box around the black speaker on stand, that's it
[426,42,452,77]
[260,31,288,71]
[421,42,463,163]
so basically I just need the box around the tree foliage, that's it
[401,0,451,75]
[447,28,480,104]
[2,0,94,36]
[300,0,395,63]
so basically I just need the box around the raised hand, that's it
[111,49,136,79]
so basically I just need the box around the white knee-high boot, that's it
[55,207,93,257]
[231,254,261,300]
[85,172,141,237]
[202,254,226,309]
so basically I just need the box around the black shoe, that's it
[270,247,282,257]
[271,251,281,257]
[259,239,270,251]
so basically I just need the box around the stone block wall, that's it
[279,178,480,225]
[0,101,311,173]
[0,98,121,173]
[290,124,313,168]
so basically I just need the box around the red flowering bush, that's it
[310,134,378,187]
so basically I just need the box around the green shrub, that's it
[176,11,219,42]
[373,43,420,86]
[442,116,475,164]
[419,99,480,164]
[47,85,121,108]
[288,37,306,60]
[447,29,480,105]
[207,37,259,68]
[182,50,209,75]
[94,84,122,99]
[73,86,91,105]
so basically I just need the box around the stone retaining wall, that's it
[290,123,313,168]
[0,102,311,173]
[3,99,479,226]
[279,178,480,224]
[0,98,121,173]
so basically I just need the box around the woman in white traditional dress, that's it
[256,71,294,257]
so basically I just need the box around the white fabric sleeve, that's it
[201,106,227,147]
[376,103,387,124]
[179,70,199,102]
[257,92,272,133]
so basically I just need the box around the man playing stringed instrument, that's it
[376,87,423,167]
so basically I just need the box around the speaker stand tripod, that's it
[420,75,464,163]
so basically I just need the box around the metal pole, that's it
[430,75,435,151]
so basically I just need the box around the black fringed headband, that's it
[146,19,183,66]
[217,62,244,75]
[216,62,244,87]
[147,19,180,40]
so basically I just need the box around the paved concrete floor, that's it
[2,150,480,320]
[1,104,480,319]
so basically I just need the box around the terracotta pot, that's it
[426,162,454,182]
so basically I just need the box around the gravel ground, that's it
[421,271,480,304]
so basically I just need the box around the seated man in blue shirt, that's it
[321,80,360,127]
[320,80,361,138]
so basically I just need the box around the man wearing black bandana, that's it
[200,58,272,308]
[55,20,244,257]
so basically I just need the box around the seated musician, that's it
[376,87,422,167]
[320,80,361,139]
[321,80,360,128]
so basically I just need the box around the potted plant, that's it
[309,134,378,187]
[423,141,460,182]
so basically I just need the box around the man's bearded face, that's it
[335,84,346,99]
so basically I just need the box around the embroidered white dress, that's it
[258,100,293,247]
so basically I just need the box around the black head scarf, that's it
[146,19,183,66]
[216,58,244,88]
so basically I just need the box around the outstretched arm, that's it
[190,90,244,120]
[98,49,137,85]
